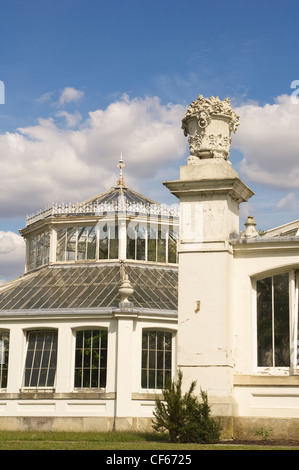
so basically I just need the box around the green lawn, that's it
[0,431,298,450]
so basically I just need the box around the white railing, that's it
[26,200,180,226]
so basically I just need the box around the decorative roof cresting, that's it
[181,95,239,162]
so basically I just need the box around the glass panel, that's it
[148,228,157,262]
[77,227,88,260]
[274,274,290,367]
[24,331,57,388]
[141,369,147,388]
[157,370,163,389]
[168,228,178,263]
[98,223,118,260]
[127,222,136,260]
[109,224,119,259]
[56,228,67,261]
[257,274,290,368]
[28,236,37,270]
[87,226,96,260]
[74,330,107,389]
[66,228,76,261]
[28,231,50,270]
[136,225,146,260]
[99,240,108,259]
[157,229,166,262]
[257,277,273,366]
[141,330,172,389]
[0,332,9,389]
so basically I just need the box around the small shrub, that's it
[152,370,221,443]
[252,427,273,440]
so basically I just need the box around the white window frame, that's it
[141,328,176,391]
[254,268,299,376]
[22,329,58,390]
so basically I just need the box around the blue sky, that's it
[1,0,299,281]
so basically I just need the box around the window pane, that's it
[127,223,136,260]
[24,331,57,388]
[74,330,107,389]
[87,227,96,260]
[136,225,146,261]
[109,225,119,259]
[56,228,67,261]
[274,274,290,367]
[148,228,157,262]
[257,277,273,366]
[141,330,172,389]
[66,228,76,261]
[99,224,108,259]
[257,274,290,368]
[77,227,88,260]
[28,231,50,270]
[98,223,118,260]
[168,228,178,263]
[157,229,166,262]
[0,332,9,389]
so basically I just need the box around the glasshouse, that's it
[2,93,299,440]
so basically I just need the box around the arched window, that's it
[257,273,290,367]
[141,330,172,389]
[74,329,107,388]
[23,330,58,388]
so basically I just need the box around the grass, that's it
[0,431,298,450]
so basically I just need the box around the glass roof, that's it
[82,186,159,206]
[0,263,178,312]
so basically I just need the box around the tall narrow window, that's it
[23,330,58,388]
[257,273,290,367]
[28,230,50,270]
[0,331,9,389]
[168,227,178,264]
[147,227,157,262]
[127,223,146,260]
[141,330,172,389]
[56,227,76,261]
[77,226,96,260]
[157,228,167,262]
[99,223,119,260]
[74,330,107,388]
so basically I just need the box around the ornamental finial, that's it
[181,94,239,162]
[117,153,126,187]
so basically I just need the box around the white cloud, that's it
[232,94,299,189]
[36,91,55,104]
[58,87,84,105]
[276,192,299,211]
[55,110,82,128]
[0,94,187,218]
[0,231,25,282]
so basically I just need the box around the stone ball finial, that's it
[181,95,239,162]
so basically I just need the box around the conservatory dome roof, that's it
[26,157,179,227]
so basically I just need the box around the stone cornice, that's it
[164,177,254,204]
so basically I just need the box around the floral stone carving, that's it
[181,95,239,162]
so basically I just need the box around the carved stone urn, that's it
[181,95,239,163]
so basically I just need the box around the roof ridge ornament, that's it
[117,153,126,187]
